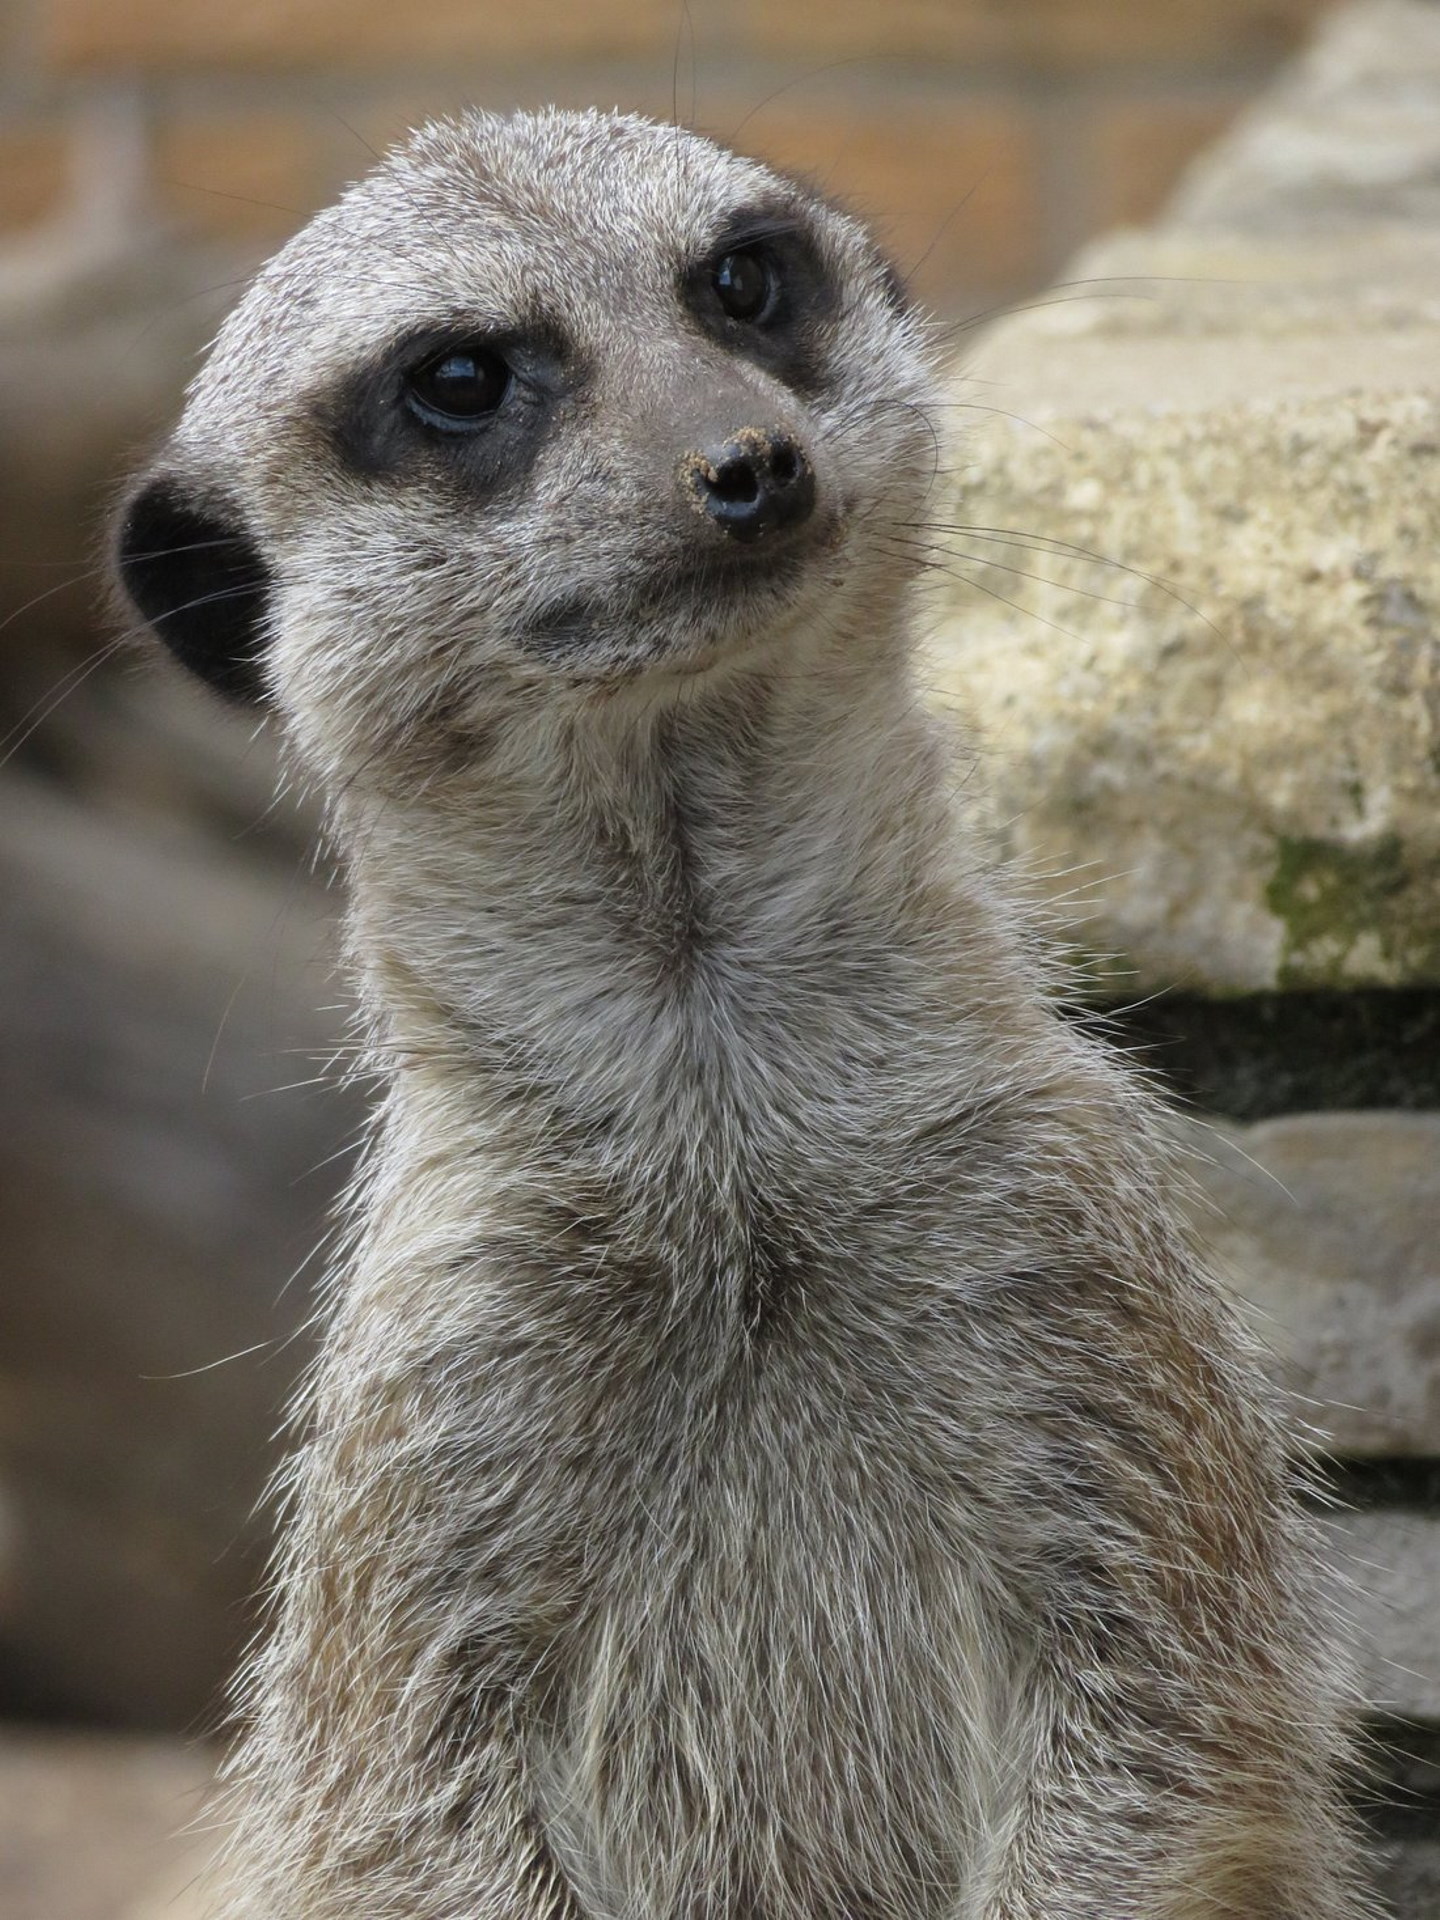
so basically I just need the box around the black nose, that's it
[688,430,817,543]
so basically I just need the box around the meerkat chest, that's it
[340,1077,1056,1912]
[512,1316,1034,1920]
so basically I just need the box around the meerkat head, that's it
[116,109,937,789]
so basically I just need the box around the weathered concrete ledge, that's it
[924,0,1440,996]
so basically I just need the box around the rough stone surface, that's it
[1178,1112,1440,1456]
[1322,1508,1440,1724]
[923,0,1440,994]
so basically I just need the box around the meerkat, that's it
[115,109,1367,1920]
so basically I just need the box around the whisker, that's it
[931,273,1219,344]
[0,634,131,767]
[884,535,1142,613]
[0,563,106,640]
[911,561,1086,643]
[721,59,876,147]
[164,180,307,220]
[897,521,1226,644]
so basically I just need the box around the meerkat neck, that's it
[338,639,961,1138]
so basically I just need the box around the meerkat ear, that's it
[114,472,273,703]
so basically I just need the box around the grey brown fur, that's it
[116,110,1368,1919]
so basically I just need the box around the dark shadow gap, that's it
[1072,988,1440,1119]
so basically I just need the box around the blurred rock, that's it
[0,728,359,1728]
[0,218,255,662]
[1178,1112,1440,1456]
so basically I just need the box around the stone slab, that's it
[1322,1509,1440,1724]
[1178,1112,1440,1456]
[924,341,1440,995]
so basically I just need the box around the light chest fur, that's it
[115,109,1367,1920]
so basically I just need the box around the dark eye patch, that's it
[684,208,839,397]
[315,321,574,500]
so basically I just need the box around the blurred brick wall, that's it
[0,0,1335,315]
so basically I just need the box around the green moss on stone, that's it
[1265,833,1440,988]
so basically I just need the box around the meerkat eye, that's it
[712,247,779,324]
[405,345,511,427]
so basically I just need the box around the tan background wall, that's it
[1,0,1336,315]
